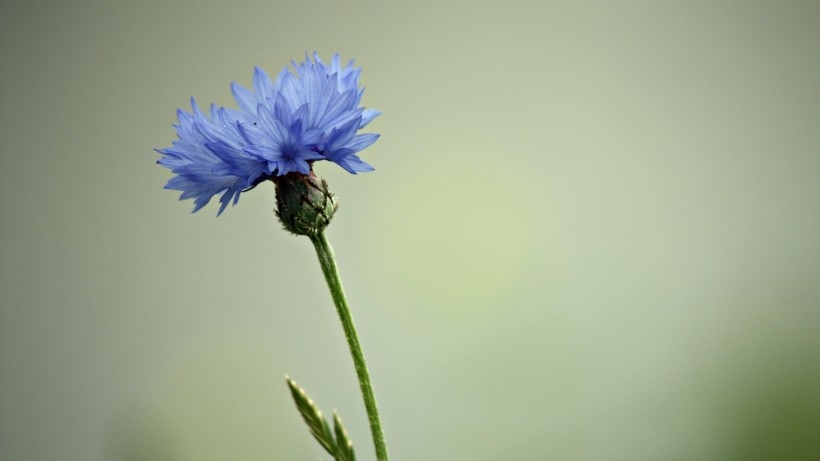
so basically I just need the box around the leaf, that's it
[286,376,337,456]
[285,376,358,461]
[332,411,356,461]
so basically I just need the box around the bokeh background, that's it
[2,1,819,460]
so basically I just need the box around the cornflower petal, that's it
[360,109,381,128]
[230,82,258,115]
[335,154,375,174]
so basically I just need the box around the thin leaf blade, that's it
[286,376,337,456]
[333,411,356,461]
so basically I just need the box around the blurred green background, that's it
[2,1,819,460]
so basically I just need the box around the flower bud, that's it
[273,171,338,236]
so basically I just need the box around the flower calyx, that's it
[273,171,338,237]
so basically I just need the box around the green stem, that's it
[309,231,389,461]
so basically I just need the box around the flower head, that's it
[156,53,380,215]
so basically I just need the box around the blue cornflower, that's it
[156,53,380,215]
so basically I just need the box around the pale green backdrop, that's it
[2,1,819,460]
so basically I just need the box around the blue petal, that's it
[334,154,375,174]
[360,109,381,128]
[231,82,258,115]
[347,133,380,153]
[252,67,276,104]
